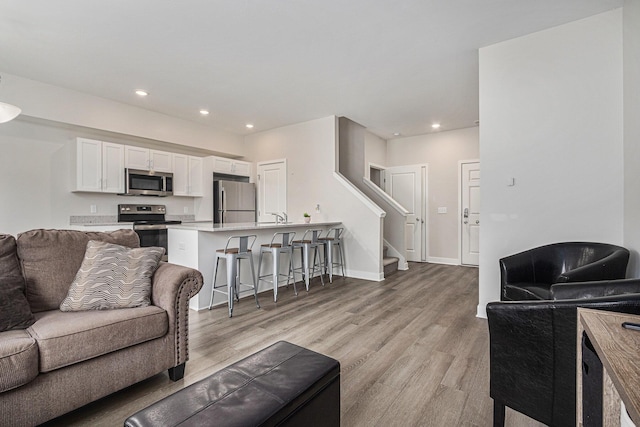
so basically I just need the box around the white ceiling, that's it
[0,0,622,139]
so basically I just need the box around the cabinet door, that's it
[172,154,189,196]
[150,150,173,172]
[124,146,150,170]
[75,138,103,192]
[232,160,251,177]
[102,143,125,193]
[189,156,204,197]
[212,156,233,174]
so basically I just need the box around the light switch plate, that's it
[437,207,447,214]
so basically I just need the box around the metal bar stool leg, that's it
[288,247,297,296]
[326,241,334,283]
[303,243,310,291]
[209,257,220,309]
[271,248,279,302]
[248,254,260,308]
[226,253,236,317]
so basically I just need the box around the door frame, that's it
[458,159,480,266]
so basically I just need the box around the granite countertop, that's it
[167,221,341,232]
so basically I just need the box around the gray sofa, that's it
[0,229,203,426]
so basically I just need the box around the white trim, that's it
[363,178,409,216]
[476,304,487,319]
[427,256,459,266]
[346,268,384,281]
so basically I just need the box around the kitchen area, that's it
[67,136,343,311]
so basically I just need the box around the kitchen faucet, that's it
[281,212,288,223]
[272,213,285,224]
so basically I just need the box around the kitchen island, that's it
[167,221,342,310]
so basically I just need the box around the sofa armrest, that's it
[551,278,640,300]
[555,249,629,283]
[499,252,535,299]
[151,262,204,367]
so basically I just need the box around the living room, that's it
[2,1,640,426]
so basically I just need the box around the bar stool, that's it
[209,235,260,317]
[318,227,345,283]
[257,231,297,302]
[292,229,325,292]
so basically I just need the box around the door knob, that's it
[464,221,468,224]
[476,220,480,224]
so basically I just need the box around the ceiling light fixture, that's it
[135,90,148,97]
[431,123,441,129]
[200,110,209,116]
[245,124,254,129]
[0,76,21,124]
[393,132,401,137]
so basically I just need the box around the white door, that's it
[101,142,124,193]
[188,156,203,196]
[172,154,189,196]
[461,162,480,266]
[257,159,287,222]
[385,165,426,262]
[124,146,150,170]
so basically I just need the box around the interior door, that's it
[257,159,287,222]
[461,162,480,266]
[385,165,425,262]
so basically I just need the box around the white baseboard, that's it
[426,256,459,266]
[347,269,384,282]
[476,304,487,319]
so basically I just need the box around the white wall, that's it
[244,116,383,280]
[387,127,479,261]
[478,10,624,317]
[624,1,640,276]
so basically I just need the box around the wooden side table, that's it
[577,308,640,426]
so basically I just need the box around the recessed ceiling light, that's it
[431,123,441,129]
[199,110,209,116]
[393,132,401,137]
[246,124,254,129]
[135,90,148,97]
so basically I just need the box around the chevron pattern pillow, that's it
[60,240,164,311]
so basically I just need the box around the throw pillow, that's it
[0,234,35,332]
[60,240,164,311]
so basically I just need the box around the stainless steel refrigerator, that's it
[213,180,256,224]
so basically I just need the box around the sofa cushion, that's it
[28,306,168,372]
[17,229,140,313]
[0,234,35,331]
[0,330,39,392]
[60,241,164,312]
[504,283,550,301]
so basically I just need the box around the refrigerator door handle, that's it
[221,188,226,225]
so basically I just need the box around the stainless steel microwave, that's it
[122,168,173,196]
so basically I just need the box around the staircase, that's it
[383,246,399,277]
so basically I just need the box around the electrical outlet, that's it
[437,207,447,214]
[183,206,189,214]
[315,204,320,213]
[178,242,186,251]
[90,205,97,214]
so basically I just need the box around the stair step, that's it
[383,256,399,277]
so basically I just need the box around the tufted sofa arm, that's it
[151,262,203,370]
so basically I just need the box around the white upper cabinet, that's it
[173,154,203,197]
[124,146,173,172]
[212,156,252,177]
[74,138,124,193]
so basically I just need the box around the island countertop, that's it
[167,221,341,232]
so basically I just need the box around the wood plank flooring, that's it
[43,263,545,427]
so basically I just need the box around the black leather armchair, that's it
[487,281,640,427]
[500,242,629,301]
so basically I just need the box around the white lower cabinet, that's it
[173,154,203,197]
[74,138,124,193]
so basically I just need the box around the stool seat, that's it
[216,248,253,254]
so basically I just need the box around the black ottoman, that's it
[125,341,340,427]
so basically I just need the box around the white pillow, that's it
[60,240,164,311]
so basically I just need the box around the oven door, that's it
[134,226,168,261]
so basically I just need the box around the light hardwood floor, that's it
[44,263,544,426]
